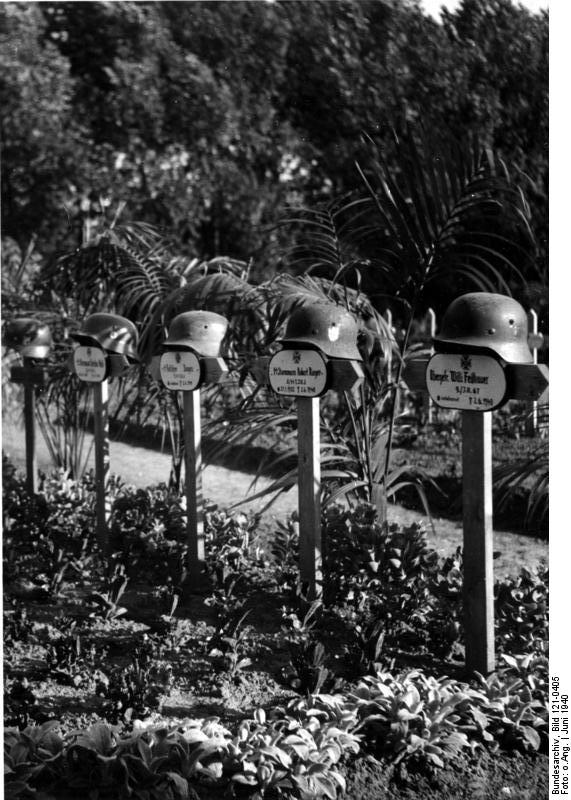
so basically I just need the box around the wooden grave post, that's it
[297,396,322,595]
[525,310,544,437]
[426,308,436,424]
[183,388,205,587]
[9,360,50,495]
[93,379,110,551]
[69,314,139,554]
[158,350,229,591]
[462,410,494,674]
[403,351,548,675]
[260,350,364,599]
[71,345,114,551]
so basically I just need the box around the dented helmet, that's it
[71,313,139,361]
[163,311,228,357]
[434,293,533,364]
[280,303,362,361]
[2,317,53,359]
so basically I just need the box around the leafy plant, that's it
[100,645,174,724]
[3,678,41,730]
[87,564,130,621]
[281,598,323,638]
[3,604,34,646]
[494,439,548,532]
[45,631,109,690]
[284,639,343,695]
[208,610,253,678]
[495,564,548,654]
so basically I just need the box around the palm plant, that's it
[341,126,536,516]
[211,126,536,522]
[493,435,548,532]
[24,208,175,478]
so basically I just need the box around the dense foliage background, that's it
[1,0,548,312]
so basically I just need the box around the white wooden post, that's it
[427,308,436,424]
[297,397,322,599]
[183,390,206,588]
[384,309,399,415]
[93,380,110,552]
[526,309,539,436]
[22,360,38,495]
[462,410,495,675]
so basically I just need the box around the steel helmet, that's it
[2,317,53,359]
[71,313,139,361]
[163,311,228,357]
[280,303,362,361]
[434,292,533,364]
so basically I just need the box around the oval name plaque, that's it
[426,353,507,412]
[160,350,201,391]
[268,349,328,397]
[73,345,108,383]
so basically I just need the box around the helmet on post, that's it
[434,293,533,364]
[279,303,362,361]
[71,313,139,362]
[2,317,53,359]
[163,311,228,357]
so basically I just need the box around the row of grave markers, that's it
[6,294,548,676]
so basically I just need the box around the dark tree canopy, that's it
[1,0,548,288]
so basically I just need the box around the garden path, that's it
[2,422,547,578]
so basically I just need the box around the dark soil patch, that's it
[345,749,548,800]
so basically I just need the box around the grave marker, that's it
[159,311,229,590]
[71,313,139,552]
[4,318,53,495]
[403,292,549,675]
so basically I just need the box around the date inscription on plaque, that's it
[269,349,328,397]
[73,346,107,383]
[160,351,201,391]
[426,353,507,411]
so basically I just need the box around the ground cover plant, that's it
[3,458,548,799]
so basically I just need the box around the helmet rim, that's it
[279,304,362,361]
[434,293,533,364]
[164,311,228,358]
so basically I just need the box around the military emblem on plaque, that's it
[268,303,363,398]
[426,293,536,413]
[71,313,139,380]
[159,311,229,391]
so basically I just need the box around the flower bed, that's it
[3,457,548,799]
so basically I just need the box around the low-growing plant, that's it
[284,639,344,696]
[87,564,130,621]
[3,604,34,645]
[46,631,109,690]
[99,645,174,724]
[205,506,259,586]
[4,720,65,796]
[470,668,548,754]
[209,610,253,678]
[281,598,323,639]
[352,670,478,768]
[3,678,41,730]
[495,564,548,654]
[205,572,247,621]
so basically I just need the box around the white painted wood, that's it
[93,379,110,552]
[297,397,322,599]
[184,390,206,587]
[462,410,495,675]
